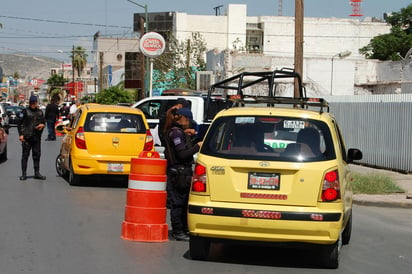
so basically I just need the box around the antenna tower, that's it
[278,0,283,16]
[349,0,363,17]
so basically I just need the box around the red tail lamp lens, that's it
[192,181,206,192]
[195,164,206,176]
[325,170,338,182]
[322,188,338,201]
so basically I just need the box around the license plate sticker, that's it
[107,163,124,172]
[248,172,280,190]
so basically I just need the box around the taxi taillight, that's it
[321,170,340,202]
[192,164,206,192]
[75,127,87,150]
[143,129,154,151]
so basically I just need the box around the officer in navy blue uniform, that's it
[164,108,202,241]
[17,95,46,180]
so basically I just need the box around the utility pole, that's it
[72,45,75,100]
[294,0,304,98]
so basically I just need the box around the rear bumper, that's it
[71,155,132,175]
[188,202,344,245]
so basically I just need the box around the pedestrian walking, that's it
[17,95,46,180]
[44,97,59,141]
[164,108,202,241]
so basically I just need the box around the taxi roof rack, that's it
[228,95,330,113]
[206,68,330,115]
[208,67,305,98]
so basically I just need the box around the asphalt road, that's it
[0,127,411,274]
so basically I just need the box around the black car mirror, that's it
[347,148,362,163]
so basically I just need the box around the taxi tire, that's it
[69,159,81,186]
[189,235,210,260]
[320,240,340,269]
[342,211,352,245]
[55,154,67,177]
[0,144,7,162]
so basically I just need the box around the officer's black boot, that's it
[34,170,46,180]
[172,230,189,241]
[19,171,27,181]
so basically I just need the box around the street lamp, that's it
[330,50,352,95]
[127,0,150,96]
[127,0,148,33]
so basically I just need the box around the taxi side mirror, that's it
[55,124,70,135]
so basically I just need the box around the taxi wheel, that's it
[0,144,7,162]
[342,211,352,245]
[320,240,340,269]
[55,154,67,177]
[69,159,81,186]
[189,235,210,260]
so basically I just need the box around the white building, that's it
[95,4,409,95]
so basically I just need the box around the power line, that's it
[0,14,130,29]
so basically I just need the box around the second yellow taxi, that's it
[56,104,154,185]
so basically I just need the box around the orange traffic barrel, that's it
[121,151,168,242]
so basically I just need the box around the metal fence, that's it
[323,94,412,173]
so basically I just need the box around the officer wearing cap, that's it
[158,98,189,146]
[17,95,46,180]
[164,107,202,241]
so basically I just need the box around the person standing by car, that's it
[68,99,80,120]
[164,108,202,241]
[44,98,59,141]
[159,98,189,146]
[17,95,46,180]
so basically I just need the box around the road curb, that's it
[353,198,412,209]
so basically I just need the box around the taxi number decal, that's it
[283,120,305,129]
[235,117,255,124]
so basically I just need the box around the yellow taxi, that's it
[56,104,154,185]
[188,97,362,268]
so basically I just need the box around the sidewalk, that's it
[350,164,412,208]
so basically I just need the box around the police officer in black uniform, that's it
[164,108,202,241]
[17,95,46,180]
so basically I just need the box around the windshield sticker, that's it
[283,120,305,129]
[235,117,255,124]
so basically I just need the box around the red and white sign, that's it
[139,32,166,58]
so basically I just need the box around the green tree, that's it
[155,32,207,89]
[46,74,67,101]
[360,4,412,60]
[71,46,88,78]
[95,86,134,105]
[47,74,67,88]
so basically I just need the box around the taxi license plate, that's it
[107,163,124,172]
[248,172,280,190]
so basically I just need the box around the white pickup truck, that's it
[132,95,229,155]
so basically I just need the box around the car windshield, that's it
[84,112,146,133]
[6,106,23,113]
[201,115,335,162]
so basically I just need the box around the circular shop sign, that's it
[139,32,166,58]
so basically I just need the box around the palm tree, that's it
[47,74,67,100]
[71,46,88,78]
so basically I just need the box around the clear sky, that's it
[0,0,410,61]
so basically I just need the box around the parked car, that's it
[55,104,154,186]
[0,103,10,130]
[0,124,7,162]
[5,105,24,126]
[187,70,362,269]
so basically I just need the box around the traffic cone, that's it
[121,151,169,242]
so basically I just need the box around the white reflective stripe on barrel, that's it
[128,179,166,191]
